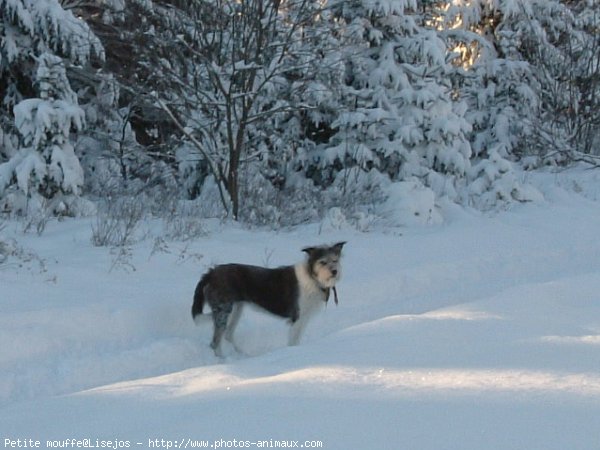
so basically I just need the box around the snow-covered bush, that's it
[468,146,543,210]
[381,180,443,227]
[237,167,321,228]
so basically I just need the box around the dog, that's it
[192,242,345,356]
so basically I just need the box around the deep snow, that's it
[2,168,600,449]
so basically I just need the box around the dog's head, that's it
[302,241,346,288]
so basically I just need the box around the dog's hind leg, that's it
[225,302,243,344]
[210,305,231,357]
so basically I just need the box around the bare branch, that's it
[154,96,231,216]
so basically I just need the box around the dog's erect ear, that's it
[302,246,316,255]
[332,241,346,254]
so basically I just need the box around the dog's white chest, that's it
[294,264,327,317]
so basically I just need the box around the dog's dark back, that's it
[192,264,300,320]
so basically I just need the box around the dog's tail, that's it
[191,273,210,321]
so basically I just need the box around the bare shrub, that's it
[91,197,144,247]
[0,237,47,273]
[21,205,52,236]
[162,201,207,241]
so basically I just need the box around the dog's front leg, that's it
[288,317,307,346]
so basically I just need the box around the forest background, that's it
[0,0,598,229]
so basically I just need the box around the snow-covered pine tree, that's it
[0,0,103,213]
[0,0,103,129]
[77,76,145,196]
[0,54,86,214]
[495,0,577,163]
[444,0,599,163]
[309,0,472,222]
[439,0,544,208]
[567,0,600,156]
[523,0,600,158]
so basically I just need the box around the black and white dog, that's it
[192,242,345,356]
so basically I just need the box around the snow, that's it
[2,168,600,449]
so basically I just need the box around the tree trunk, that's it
[227,162,239,220]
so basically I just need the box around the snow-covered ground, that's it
[2,168,600,449]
